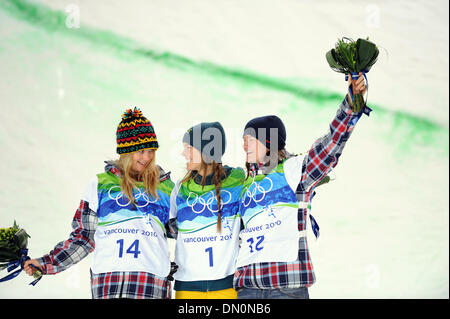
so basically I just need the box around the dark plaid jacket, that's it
[234,98,364,289]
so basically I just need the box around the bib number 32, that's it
[247,235,264,253]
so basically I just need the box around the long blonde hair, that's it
[182,158,226,233]
[116,152,160,205]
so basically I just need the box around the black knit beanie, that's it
[182,122,226,163]
[243,115,286,150]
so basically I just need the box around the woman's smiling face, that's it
[131,149,155,175]
[181,143,203,171]
[243,135,267,164]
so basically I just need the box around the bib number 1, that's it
[116,239,141,258]
[205,247,214,267]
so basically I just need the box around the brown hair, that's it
[245,148,289,179]
[182,158,226,233]
[116,152,160,205]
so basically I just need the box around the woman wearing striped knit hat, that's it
[24,107,176,299]
[235,74,368,299]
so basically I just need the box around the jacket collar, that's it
[103,160,171,182]
[251,149,295,176]
[191,165,233,186]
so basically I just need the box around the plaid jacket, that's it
[234,98,364,289]
[36,165,172,299]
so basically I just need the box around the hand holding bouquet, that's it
[0,221,42,285]
[326,37,379,113]
[347,72,368,108]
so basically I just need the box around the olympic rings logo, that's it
[242,177,273,207]
[108,186,157,208]
[186,190,232,214]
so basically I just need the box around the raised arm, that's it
[298,73,367,192]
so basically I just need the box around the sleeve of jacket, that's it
[298,97,364,192]
[165,180,181,239]
[36,177,98,275]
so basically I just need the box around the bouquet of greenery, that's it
[326,37,379,113]
[0,221,42,285]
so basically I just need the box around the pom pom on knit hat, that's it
[121,107,144,120]
[116,107,159,154]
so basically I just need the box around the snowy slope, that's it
[37,0,450,125]
[0,0,448,299]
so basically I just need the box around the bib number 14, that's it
[116,239,141,258]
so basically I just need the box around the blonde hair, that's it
[116,152,160,205]
[182,158,226,233]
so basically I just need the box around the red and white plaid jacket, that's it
[37,165,173,299]
[234,97,365,289]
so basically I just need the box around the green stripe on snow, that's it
[1,0,447,155]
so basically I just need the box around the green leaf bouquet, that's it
[326,37,379,113]
[0,221,42,285]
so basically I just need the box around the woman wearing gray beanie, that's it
[168,121,245,299]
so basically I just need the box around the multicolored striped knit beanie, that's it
[116,107,159,154]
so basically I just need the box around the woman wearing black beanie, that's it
[235,73,368,299]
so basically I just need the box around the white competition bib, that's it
[172,168,245,282]
[174,215,241,281]
[88,171,173,277]
[236,204,306,267]
[237,155,307,267]
[91,217,170,277]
